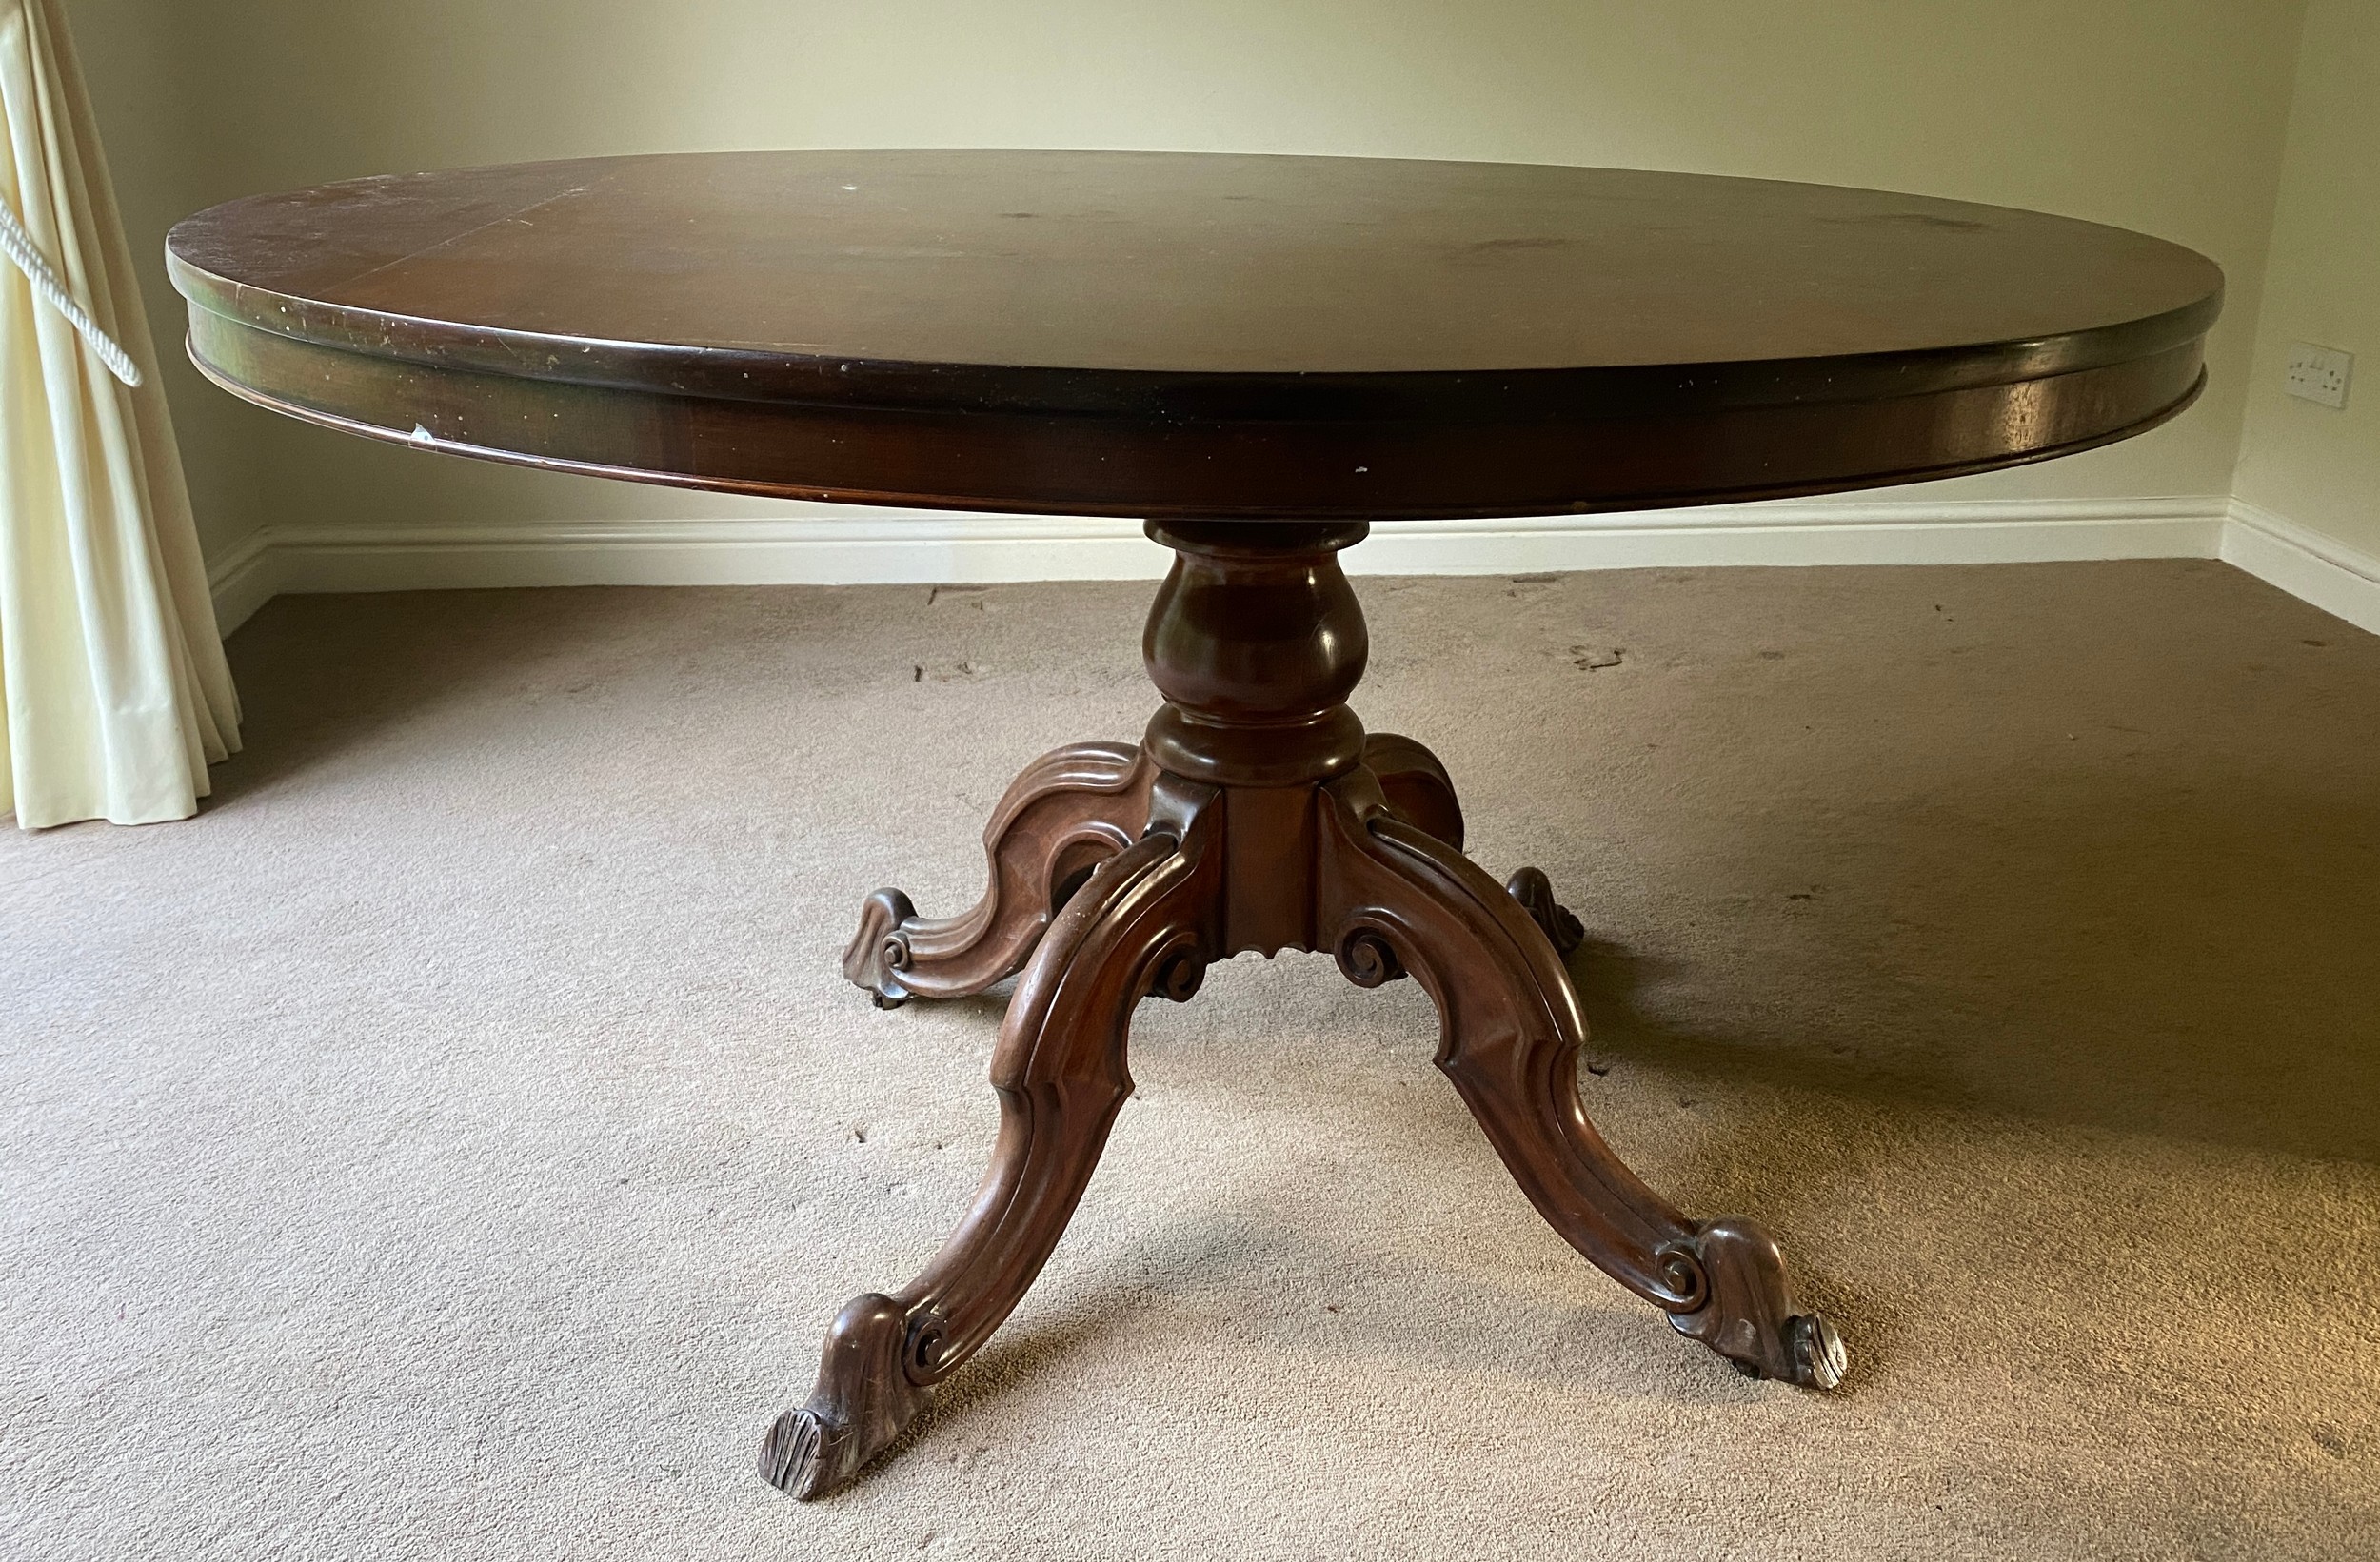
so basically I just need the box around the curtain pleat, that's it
[0,0,239,828]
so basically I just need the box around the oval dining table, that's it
[166,149,2224,1501]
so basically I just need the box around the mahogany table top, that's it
[167,149,2223,520]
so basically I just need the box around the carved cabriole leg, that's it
[1315,771,1845,1390]
[1362,730,1580,953]
[764,781,1223,1499]
[844,741,1159,1006]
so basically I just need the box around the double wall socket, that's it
[2284,342,2353,409]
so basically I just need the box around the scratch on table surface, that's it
[328,188,596,293]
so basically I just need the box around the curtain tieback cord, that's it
[0,193,140,386]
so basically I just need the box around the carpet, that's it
[4,559,2376,1560]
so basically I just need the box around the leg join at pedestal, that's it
[763,521,1843,1501]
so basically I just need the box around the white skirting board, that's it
[2219,501,2380,638]
[205,493,2380,639]
[205,526,278,638]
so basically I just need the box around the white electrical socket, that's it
[2284,342,2352,409]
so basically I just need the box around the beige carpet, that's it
[5,560,2378,1560]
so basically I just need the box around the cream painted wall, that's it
[59,0,259,557]
[2233,0,2379,557]
[69,1,2311,564]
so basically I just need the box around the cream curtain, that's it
[0,0,238,829]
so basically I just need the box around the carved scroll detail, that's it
[843,742,1156,1006]
[1148,947,1208,1002]
[1335,926,1405,988]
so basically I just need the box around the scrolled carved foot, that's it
[758,1293,933,1499]
[1663,1217,1848,1389]
[844,889,921,1008]
[1504,866,1586,957]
